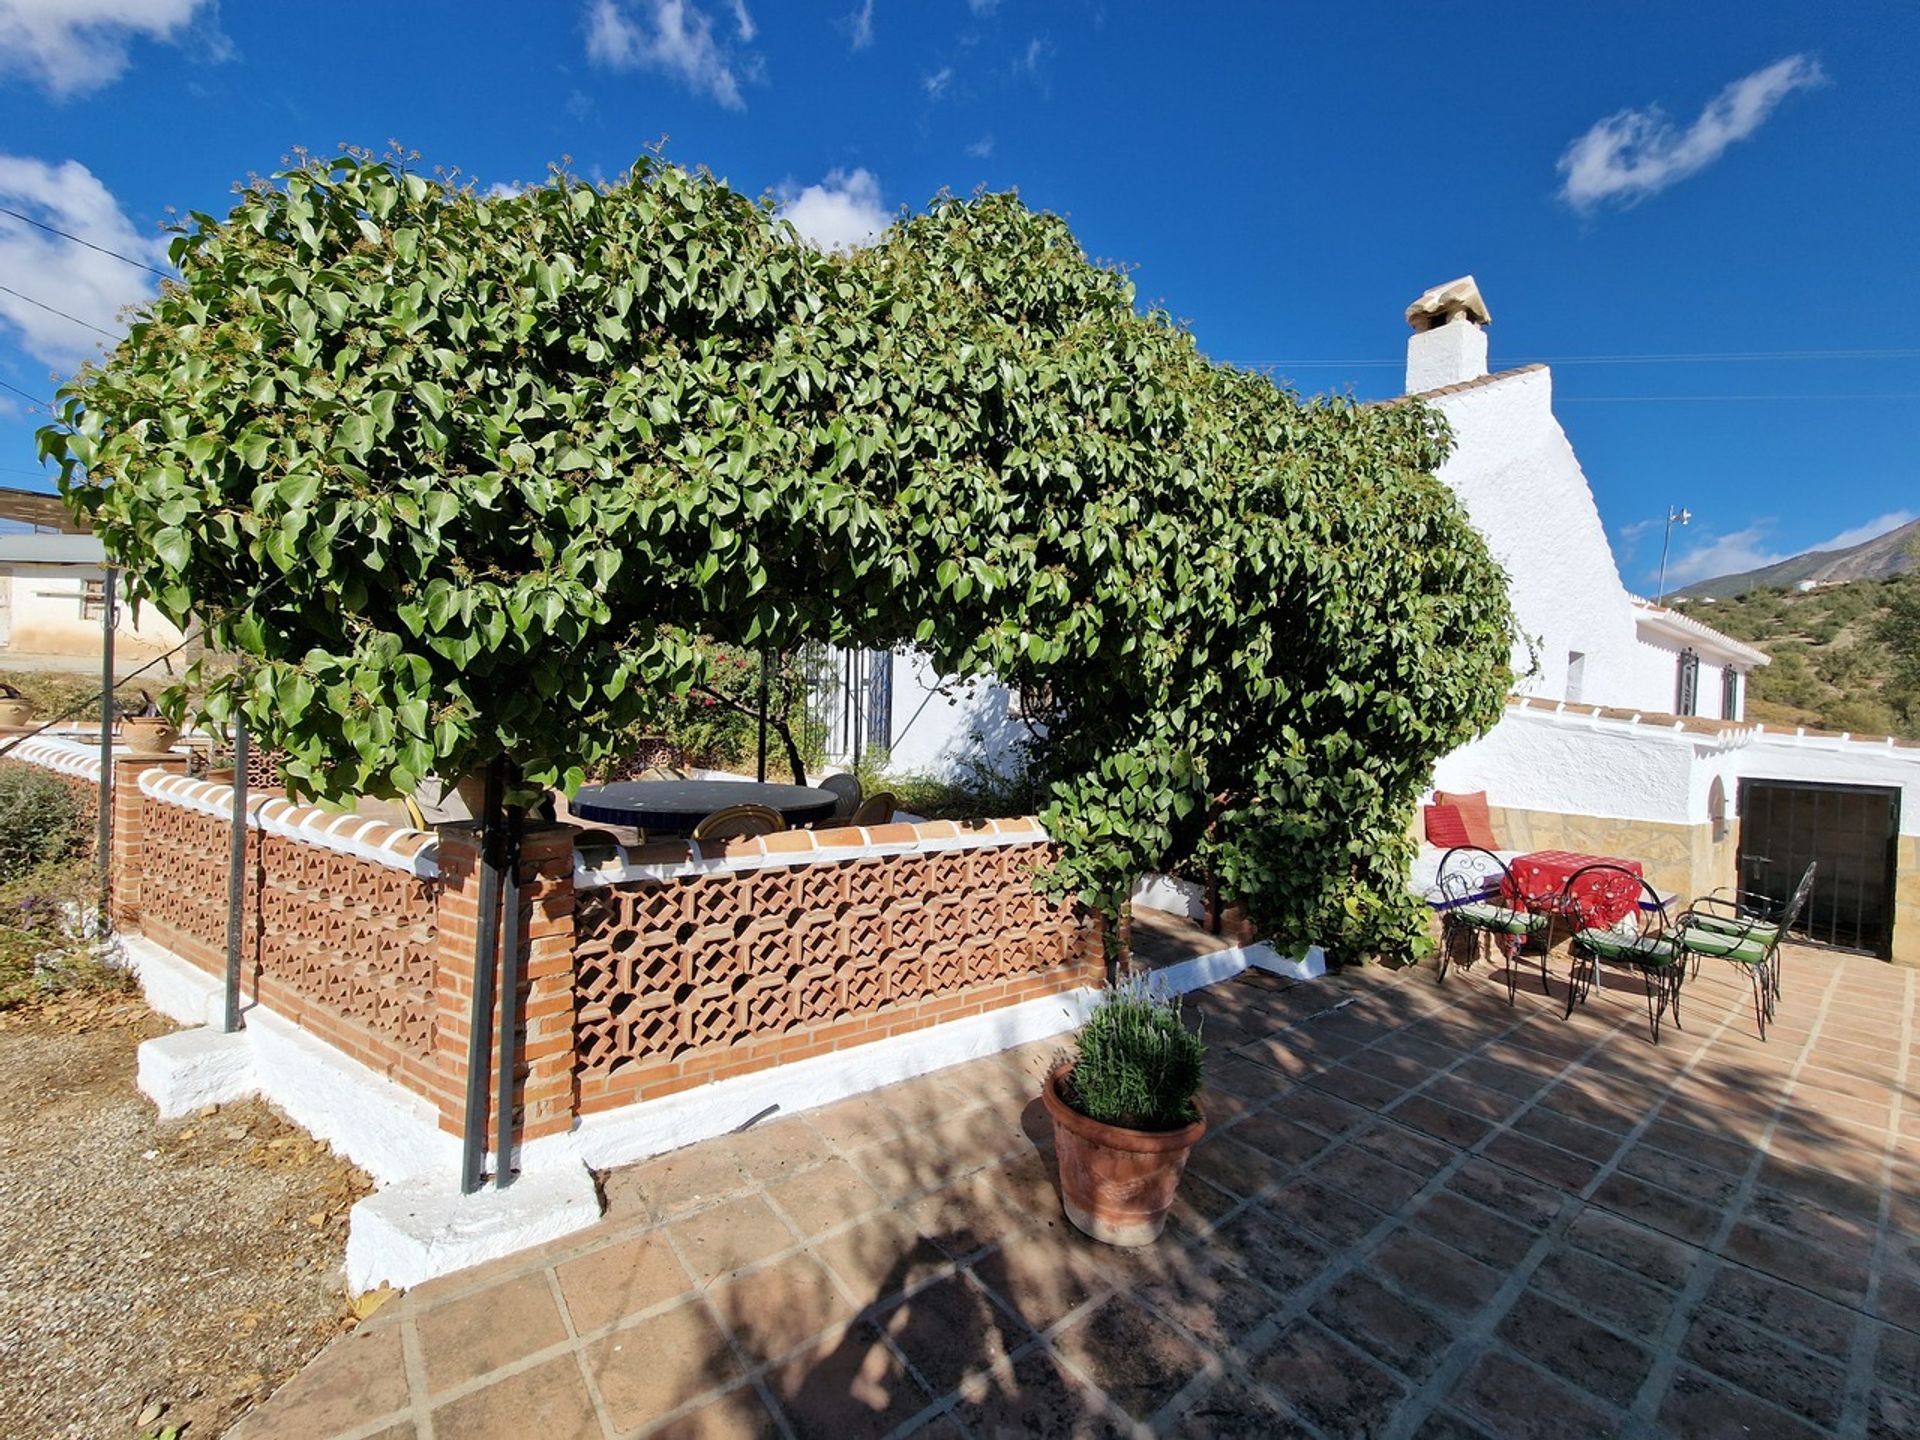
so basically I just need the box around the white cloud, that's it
[0,153,167,370]
[1558,55,1827,212]
[778,168,890,252]
[585,0,752,110]
[923,65,952,99]
[1661,508,1917,586]
[1013,35,1049,79]
[726,0,754,42]
[968,0,1000,14]
[965,134,994,159]
[847,0,874,51]
[0,0,216,97]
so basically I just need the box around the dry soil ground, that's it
[0,994,373,1438]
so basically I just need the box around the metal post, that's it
[460,756,507,1194]
[756,648,769,783]
[95,568,115,911]
[1655,505,1691,605]
[223,719,250,1032]
[493,796,524,1190]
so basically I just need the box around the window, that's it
[80,578,108,622]
[1675,648,1699,716]
[1721,666,1741,721]
[1565,651,1586,704]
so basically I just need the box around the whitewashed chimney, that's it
[1404,276,1490,394]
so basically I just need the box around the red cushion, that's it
[1434,790,1501,850]
[1424,804,1471,848]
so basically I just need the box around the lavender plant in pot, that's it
[1042,979,1206,1246]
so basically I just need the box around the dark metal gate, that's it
[1736,778,1900,958]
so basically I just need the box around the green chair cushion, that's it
[1690,912,1780,941]
[1576,929,1680,967]
[1453,902,1546,937]
[1679,926,1770,964]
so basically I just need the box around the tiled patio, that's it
[237,941,1917,1440]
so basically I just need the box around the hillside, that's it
[1674,517,1920,600]
[1672,573,1920,739]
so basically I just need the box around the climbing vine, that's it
[43,152,1514,962]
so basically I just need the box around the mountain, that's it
[1668,574,1920,740]
[1673,518,1920,600]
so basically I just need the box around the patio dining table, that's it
[1504,849,1646,928]
[569,779,839,835]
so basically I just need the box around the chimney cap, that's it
[1405,276,1491,332]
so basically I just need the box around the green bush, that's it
[0,767,84,872]
[1066,979,1206,1130]
[0,859,120,1008]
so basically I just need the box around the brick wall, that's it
[569,819,1105,1114]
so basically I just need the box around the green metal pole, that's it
[96,568,115,913]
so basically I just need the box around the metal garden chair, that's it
[1674,864,1816,1040]
[690,803,785,842]
[1433,846,1551,998]
[1559,863,1685,1043]
[1683,861,1816,1000]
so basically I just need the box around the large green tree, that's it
[43,153,1515,961]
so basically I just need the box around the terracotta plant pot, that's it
[1042,1062,1205,1246]
[120,716,179,754]
[0,699,32,728]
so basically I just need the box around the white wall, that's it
[1426,368,1645,708]
[1432,704,1710,826]
[880,650,1029,780]
[0,574,186,660]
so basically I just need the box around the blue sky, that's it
[1,1,1914,589]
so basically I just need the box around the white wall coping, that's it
[138,770,440,878]
[3,733,106,780]
[573,818,1053,889]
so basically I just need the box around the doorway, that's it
[1735,779,1900,958]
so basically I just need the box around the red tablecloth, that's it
[1504,850,1645,928]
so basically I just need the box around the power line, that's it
[0,203,173,279]
[0,283,118,340]
[1241,348,1920,370]
[1557,393,1920,403]
[0,377,52,413]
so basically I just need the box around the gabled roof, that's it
[1630,596,1770,667]
[1367,363,1546,408]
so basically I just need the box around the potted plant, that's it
[120,692,178,755]
[0,684,32,728]
[1041,978,1207,1246]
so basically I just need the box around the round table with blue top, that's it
[568,779,838,835]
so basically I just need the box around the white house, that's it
[1405,277,1916,964]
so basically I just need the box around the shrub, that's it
[0,766,84,871]
[0,859,122,1008]
[1066,979,1206,1130]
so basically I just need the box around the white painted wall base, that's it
[1248,944,1327,981]
[120,928,1255,1292]
[346,1165,600,1293]
[137,1027,257,1118]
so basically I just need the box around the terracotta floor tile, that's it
[648,1383,781,1439]
[585,1298,739,1432]
[1170,1374,1316,1438]
[1679,1307,1850,1429]
[1312,1269,1453,1381]
[232,1325,411,1440]
[763,1321,933,1438]
[950,1349,1130,1439]
[710,1252,855,1366]
[1365,1227,1503,1318]
[803,1093,910,1152]
[670,1193,799,1286]
[810,1206,950,1305]
[415,1272,568,1394]
[906,1171,1035,1258]
[878,1271,1029,1396]
[1656,1364,1828,1440]
[428,1353,599,1440]
[1497,1290,1652,1408]
[1447,1349,1621,1440]
[608,1143,755,1223]
[970,1227,1112,1332]
[555,1231,690,1334]
[1051,1294,1212,1419]
[728,1115,839,1183]
[763,1155,881,1237]
[1250,1320,1411,1440]
[1128,1235,1285,1352]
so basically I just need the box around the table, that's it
[1504,850,1645,928]
[570,780,838,834]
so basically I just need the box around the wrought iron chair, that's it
[1559,864,1685,1043]
[1433,847,1551,998]
[1683,861,1816,998]
[848,791,897,827]
[819,772,864,821]
[1674,865,1815,1040]
[690,803,785,842]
